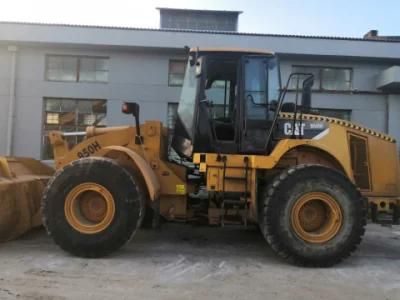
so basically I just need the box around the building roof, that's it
[0,21,398,43]
[363,30,400,42]
[1,21,400,61]
[190,47,274,55]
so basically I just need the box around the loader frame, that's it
[40,47,400,266]
[49,112,400,224]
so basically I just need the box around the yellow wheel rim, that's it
[291,192,342,244]
[64,183,115,234]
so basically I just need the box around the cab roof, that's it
[189,47,275,56]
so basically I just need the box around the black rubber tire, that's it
[122,166,152,229]
[42,157,145,258]
[259,164,367,267]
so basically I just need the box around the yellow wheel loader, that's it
[42,48,400,267]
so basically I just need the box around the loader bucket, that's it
[0,157,53,242]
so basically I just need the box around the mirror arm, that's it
[121,102,143,144]
[134,112,143,144]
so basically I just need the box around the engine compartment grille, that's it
[348,133,371,190]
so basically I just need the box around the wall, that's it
[160,10,238,31]
[0,45,185,158]
[388,95,400,144]
[0,47,10,154]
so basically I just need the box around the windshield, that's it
[176,61,197,139]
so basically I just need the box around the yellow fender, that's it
[98,146,161,201]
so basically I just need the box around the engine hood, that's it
[278,112,396,143]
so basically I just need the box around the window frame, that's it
[78,56,110,83]
[45,55,79,82]
[41,97,107,160]
[168,59,187,87]
[206,79,232,120]
[166,102,180,159]
[291,65,353,92]
[167,102,179,130]
[45,55,110,83]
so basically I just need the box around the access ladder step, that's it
[223,199,247,206]
[222,191,250,198]
[224,176,247,181]
[373,213,400,225]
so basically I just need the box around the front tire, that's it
[42,157,145,258]
[259,164,367,267]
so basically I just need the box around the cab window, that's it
[206,80,232,121]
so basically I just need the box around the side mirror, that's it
[122,102,140,118]
[301,76,314,113]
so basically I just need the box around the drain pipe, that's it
[6,45,18,156]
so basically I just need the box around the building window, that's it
[321,68,352,91]
[310,108,351,120]
[45,55,109,83]
[168,60,186,86]
[167,102,179,130]
[42,98,107,159]
[291,65,352,91]
[167,102,179,158]
[46,56,78,82]
[79,57,109,82]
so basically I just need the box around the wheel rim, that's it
[64,183,115,234]
[291,192,342,244]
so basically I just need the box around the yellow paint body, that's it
[50,121,193,220]
[49,114,400,224]
[193,114,400,221]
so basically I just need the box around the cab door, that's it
[239,56,272,153]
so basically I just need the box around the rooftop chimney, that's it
[364,30,379,39]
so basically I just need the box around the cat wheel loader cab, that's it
[43,47,400,267]
[172,48,282,156]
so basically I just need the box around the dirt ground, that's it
[0,223,399,300]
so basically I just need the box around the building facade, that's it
[0,9,400,159]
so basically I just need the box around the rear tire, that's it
[259,164,366,267]
[42,157,145,258]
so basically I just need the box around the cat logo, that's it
[284,122,305,136]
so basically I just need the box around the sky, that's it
[1,0,399,38]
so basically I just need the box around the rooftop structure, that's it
[157,7,241,31]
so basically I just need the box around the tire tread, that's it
[260,164,367,267]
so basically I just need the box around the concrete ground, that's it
[0,223,399,300]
